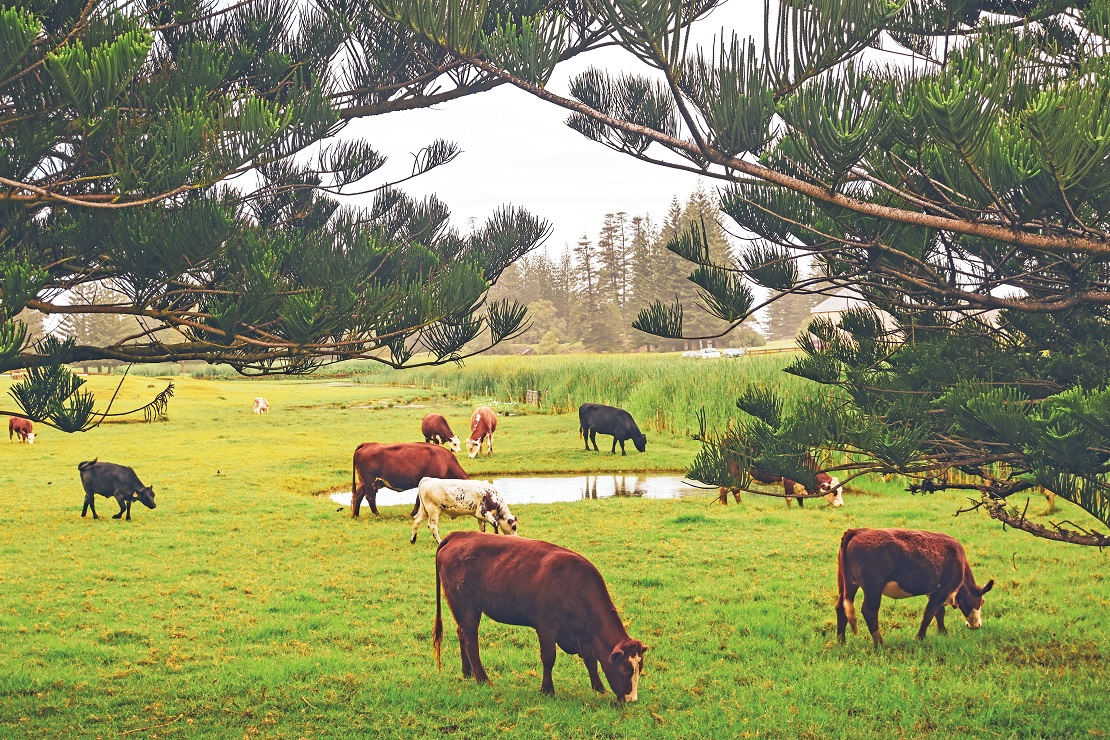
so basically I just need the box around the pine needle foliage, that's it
[1,0,591,431]
[383,0,1110,544]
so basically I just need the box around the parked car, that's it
[722,347,747,358]
[681,347,721,359]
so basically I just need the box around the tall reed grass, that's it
[340,353,818,436]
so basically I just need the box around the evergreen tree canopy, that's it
[373,0,1110,545]
[1,0,608,430]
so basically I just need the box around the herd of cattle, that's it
[4,396,996,704]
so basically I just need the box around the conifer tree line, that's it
[490,186,765,353]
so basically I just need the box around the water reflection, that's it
[327,475,695,509]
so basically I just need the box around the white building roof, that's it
[810,289,866,315]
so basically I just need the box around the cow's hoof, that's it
[112,514,122,519]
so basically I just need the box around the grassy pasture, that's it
[0,372,1108,739]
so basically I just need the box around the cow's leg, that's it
[934,605,947,635]
[583,655,605,693]
[619,439,627,456]
[410,504,428,544]
[487,432,493,455]
[917,593,948,640]
[83,492,98,519]
[112,492,127,519]
[368,482,380,516]
[351,484,365,518]
[125,499,133,521]
[836,583,860,643]
[860,586,884,647]
[478,518,486,532]
[583,426,591,451]
[537,629,558,695]
[611,437,617,454]
[456,612,488,683]
[589,430,599,451]
[428,510,443,544]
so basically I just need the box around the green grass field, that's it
[1,370,1107,738]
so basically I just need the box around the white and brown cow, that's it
[253,397,270,415]
[465,405,497,458]
[723,456,843,507]
[421,413,461,452]
[836,528,994,648]
[8,417,35,444]
[411,477,518,544]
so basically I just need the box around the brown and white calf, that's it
[434,531,647,702]
[724,456,843,507]
[836,528,994,647]
[253,397,269,414]
[8,417,34,444]
[421,413,461,453]
[465,405,497,458]
[411,478,518,544]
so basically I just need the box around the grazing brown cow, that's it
[421,413,461,453]
[434,531,648,702]
[465,406,497,459]
[721,456,842,507]
[8,417,35,444]
[836,528,994,648]
[350,442,469,517]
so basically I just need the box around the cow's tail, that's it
[351,453,358,500]
[838,529,860,629]
[433,552,444,672]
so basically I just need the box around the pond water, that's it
[327,475,711,509]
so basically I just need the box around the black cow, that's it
[79,459,157,521]
[579,403,647,455]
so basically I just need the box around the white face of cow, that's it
[497,513,518,535]
[605,640,647,703]
[448,436,461,453]
[25,432,35,444]
[465,438,480,458]
[821,477,843,507]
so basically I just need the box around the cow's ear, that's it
[132,491,139,499]
[609,646,624,663]
[980,579,994,595]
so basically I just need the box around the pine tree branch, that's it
[980,497,1110,548]
[461,57,1110,257]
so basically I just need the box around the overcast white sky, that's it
[341,2,767,256]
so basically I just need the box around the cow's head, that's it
[465,438,481,458]
[480,492,518,535]
[633,433,647,453]
[820,477,843,507]
[25,432,35,444]
[603,638,647,703]
[949,579,994,629]
[448,435,461,453]
[132,486,156,509]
